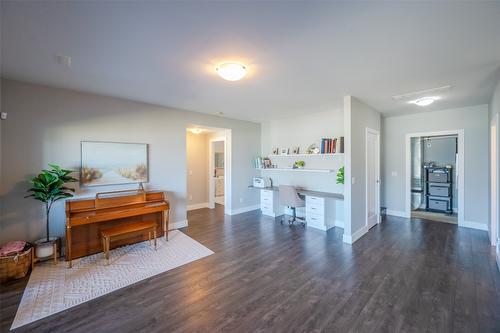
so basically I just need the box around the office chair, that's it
[278,185,306,227]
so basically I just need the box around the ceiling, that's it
[2,1,500,122]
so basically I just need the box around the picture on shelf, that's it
[292,147,300,154]
[280,148,289,155]
[272,147,280,155]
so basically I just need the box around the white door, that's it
[366,129,380,229]
[490,114,498,246]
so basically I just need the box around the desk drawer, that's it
[306,203,324,215]
[306,212,325,227]
[261,204,273,212]
[261,190,273,200]
[306,196,325,206]
[260,196,273,205]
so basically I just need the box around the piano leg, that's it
[66,224,72,268]
[163,210,169,240]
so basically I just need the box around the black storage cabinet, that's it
[425,166,453,214]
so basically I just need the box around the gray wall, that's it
[382,104,489,225]
[344,96,381,240]
[0,79,261,243]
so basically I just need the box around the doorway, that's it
[366,128,380,229]
[405,130,464,225]
[212,140,225,206]
[186,126,232,215]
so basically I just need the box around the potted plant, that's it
[25,164,77,259]
[294,160,305,169]
[336,166,344,184]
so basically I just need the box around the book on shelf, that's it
[320,137,344,154]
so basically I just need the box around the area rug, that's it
[11,230,213,330]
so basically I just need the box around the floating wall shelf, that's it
[257,168,335,173]
[267,153,344,158]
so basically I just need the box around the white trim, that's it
[405,130,464,223]
[496,250,500,272]
[342,225,368,244]
[458,220,488,231]
[170,220,188,230]
[227,204,260,216]
[335,220,344,228]
[206,129,232,215]
[386,209,407,218]
[490,113,498,246]
[343,96,353,239]
[187,202,209,211]
[365,127,381,229]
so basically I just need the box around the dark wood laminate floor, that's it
[1,205,500,333]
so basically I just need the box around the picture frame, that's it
[80,141,149,186]
[292,147,300,154]
[280,147,289,155]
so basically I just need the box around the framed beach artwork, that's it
[80,141,148,186]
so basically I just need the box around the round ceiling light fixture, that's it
[410,96,439,107]
[189,128,204,135]
[216,62,247,81]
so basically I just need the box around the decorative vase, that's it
[34,237,58,258]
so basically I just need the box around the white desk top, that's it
[248,186,344,200]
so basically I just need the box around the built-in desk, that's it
[248,186,344,231]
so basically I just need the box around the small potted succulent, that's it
[294,160,305,169]
[25,164,77,259]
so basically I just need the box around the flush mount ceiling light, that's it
[410,96,440,106]
[216,62,247,81]
[392,85,451,101]
[189,128,205,135]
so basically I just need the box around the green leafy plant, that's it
[25,164,78,242]
[336,166,344,185]
[294,160,305,168]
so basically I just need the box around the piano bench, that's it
[101,221,157,265]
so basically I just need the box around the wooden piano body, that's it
[65,189,169,267]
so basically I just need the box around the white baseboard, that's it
[386,209,407,218]
[458,220,488,231]
[342,225,368,244]
[227,204,260,216]
[169,220,188,230]
[496,249,500,272]
[187,202,209,211]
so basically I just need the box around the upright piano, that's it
[65,189,169,267]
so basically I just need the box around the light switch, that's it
[189,170,193,175]
[391,171,398,177]
[351,177,356,184]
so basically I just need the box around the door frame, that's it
[207,130,232,215]
[404,129,464,225]
[490,114,498,246]
[365,127,381,228]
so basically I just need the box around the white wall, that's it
[186,131,208,208]
[382,104,489,227]
[0,79,261,244]
[343,96,381,243]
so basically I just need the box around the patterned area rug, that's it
[11,230,213,330]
